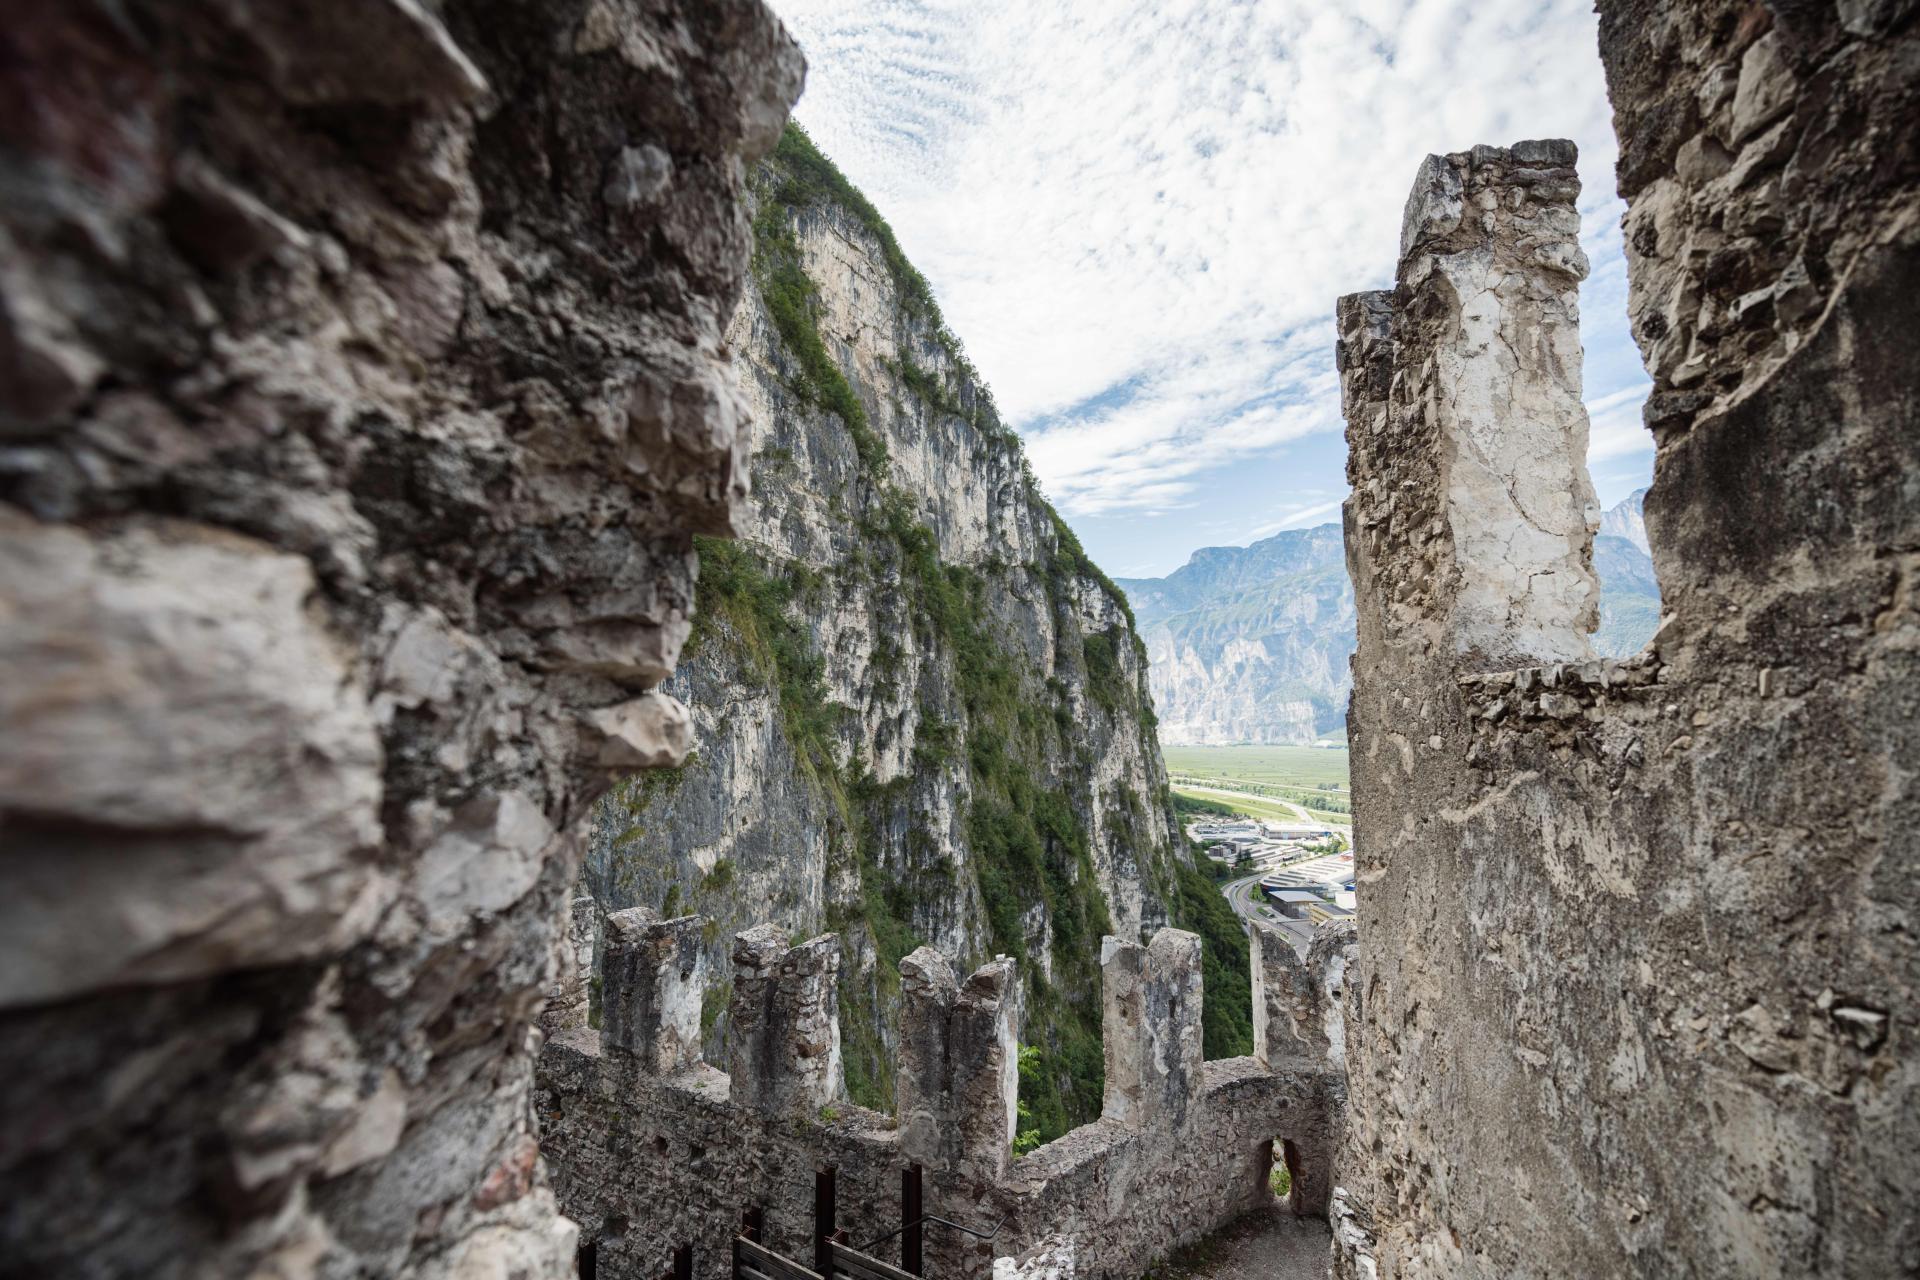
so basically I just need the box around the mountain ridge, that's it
[1119,491,1661,744]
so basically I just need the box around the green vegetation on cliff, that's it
[1172,859,1253,1059]
[751,203,888,475]
[766,124,978,381]
[643,121,1253,1142]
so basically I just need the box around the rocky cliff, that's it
[1599,484,1652,552]
[1592,488,1663,657]
[575,127,1232,1140]
[0,1,801,1276]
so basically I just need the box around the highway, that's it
[1221,869,1315,960]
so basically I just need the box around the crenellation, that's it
[898,947,1021,1182]
[728,926,844,1116]
[544,890,602,1035]
[601,908,706,1074]
[1252,919,1347,1075]
[1383,142,1601,671]
[541,921,1355,1279]
[1099,929,1205,1131]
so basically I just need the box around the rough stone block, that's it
[898,946,1019,1181]
[601,908,706,1073]
[0,515,383,1007]
[1100,928,1204,1130]
[728,925,842,1114]
[1354,143,1602,671]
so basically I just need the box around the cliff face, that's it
[579,128,1203,1137]
[0,2,801,1276]
[1118,525,1355,745]
[1593,489,1663,657]
[1599,485,1652,552]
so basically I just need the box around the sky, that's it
[770,0,1657,579]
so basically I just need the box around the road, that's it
[1221,869,1314,960]
[1187,781,1351,960]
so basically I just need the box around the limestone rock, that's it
[0,514,383,1006]
[0,0,804,1273]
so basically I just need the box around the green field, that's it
[1163,744,1351,790]
[1163,745,1352,825]
[1171,785,1306,823]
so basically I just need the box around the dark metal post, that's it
[814,1167,837,1278]
[902,1164,924,1275]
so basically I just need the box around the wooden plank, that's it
[735,1237,824,1280]
[738,1255,816,1280]
[828,1241,917,1280]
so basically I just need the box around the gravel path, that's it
[1153,1199,1331,1280]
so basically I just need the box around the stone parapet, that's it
[1253,920,1335,1074]
[728,926,843,1116]
[1344,141,1600,674]
[1099,929,1204,1130]
[601,908,705,1074]
[539,921,1357,1280]
[897,947,1020,1183]
[1335,8,1920,1265]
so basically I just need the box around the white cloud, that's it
[1586,382,1654,462]
[772,0,1640,523]
[1239,498,1348,543]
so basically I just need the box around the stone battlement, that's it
[538,904,1351,1280]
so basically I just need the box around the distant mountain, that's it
[1599,486,1651,554]
[1116,524,1354,746]
[1118,492,1663,744]
[1593,488,1662,657]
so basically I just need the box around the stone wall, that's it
[0,2,800,1276]
[539,911,1354,1280]
[1335,4,1919,1273]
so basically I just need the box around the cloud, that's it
[772,0,1644,530]
[1238,498,1348,543]
[1586,382,1655,462]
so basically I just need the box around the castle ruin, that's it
[539,903,1350,1280]
[1334,5,1918,1274]
[0,0,1913,1277]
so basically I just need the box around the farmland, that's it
[1163,745,1352,825]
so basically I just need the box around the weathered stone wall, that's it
[539,914,1353,1280]
[0,2,800,1276]
[1336,4,1919,1273]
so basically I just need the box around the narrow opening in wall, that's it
[1268,1136,1294,1202]
[578,1240,598,1280]
[1577,116,1665,656]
